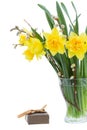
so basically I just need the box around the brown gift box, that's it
[25,112,49,124]
[17,105,49,125]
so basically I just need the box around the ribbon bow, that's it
[17,105,47,118]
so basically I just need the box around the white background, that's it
[0,0,87,129]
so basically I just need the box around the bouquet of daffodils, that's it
[11,1,87,79]
[11,1,87,121]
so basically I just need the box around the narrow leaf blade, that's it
[61,2,73,26]
[31,28,43,42]
[56,1,68,36]
[38,4,55,29]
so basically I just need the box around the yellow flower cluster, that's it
[44,28,65,55]
[12,1,87,80]
[19,34,45,60]
[19,27,87,61]
[66,32,87,60]
[19,27,65,60]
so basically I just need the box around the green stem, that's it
[46,51,62,74]
[80,60,84,78]
[59,54,69,78]
[83,53,87,78]
[61,85,80,110]
[73,57,80,78]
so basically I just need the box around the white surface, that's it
[0,0,87,129]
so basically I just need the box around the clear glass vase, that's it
[59,78,87,123]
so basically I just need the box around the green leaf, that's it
[73,14,81,23]
[58,54,69,78]
[83,53,87,78]
[61,2,80,34]
[31,28,43,42]
[85,26,87,34]
[38,4,52,17]
[38,4,55,29]
[71,1,77,14]
[45,12,54,29]
[56,1,68,36]
[80,60,84,78]
[71,1,79,34]
[45,51,60,74]
[61,2,73,27]
[74,56,80,78]
[54,54,63,72]
[74,14,79,34]
[69,24,74,34]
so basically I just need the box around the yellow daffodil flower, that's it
[19,34,27,45]
[66,32,87,60]
[23,49,34,60]
[21,37,45,60]
[43,27,65,55]
[19,34,31,46]
[27,38,45,58]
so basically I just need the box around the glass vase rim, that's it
[59,78,87,80]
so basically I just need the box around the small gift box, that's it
[25,112,49,124]
[17,105,49,125]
